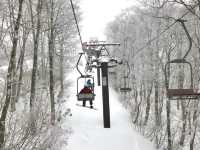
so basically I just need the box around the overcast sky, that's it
[79,0,136,41]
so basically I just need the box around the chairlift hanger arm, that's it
[126,61,131,78]
[121,59,131,78]
[177,19,192,59]
[76,53,84,77]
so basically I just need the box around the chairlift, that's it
[165,59,200,100]
[164,19,200,100]
[76,53,95,101]
[120,60,132,93]
[119,38,132,93]
[120,76,132,92]
[77,75,95,101]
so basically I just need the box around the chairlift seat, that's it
[120,87,132,92]
[109,71,116,75]
[77,93,95,101]
[167,89,200,99]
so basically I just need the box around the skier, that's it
[80,79,94,108]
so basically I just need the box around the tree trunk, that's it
[29,0,42,134]
[190,125,197,150]
[58,37,64,97]
[41,32,46,81]
[189,105,198,150]
[179,101,187,146]
[178,44,187,146]
[48,0,55,125]
[154,79,160,148]
[134,84,142,124]
[11,77,16,111]
[143,83,153,126]
[166,55,172,150]
[166,99,172,150]
[0,0,24,147]
[16,25,29,102]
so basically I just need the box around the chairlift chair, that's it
[164,19,200,100]
[120,76,132,92]
[119,59,132,93]
[77,75,95,101]
[165,59,200,100]
[76,53,95,101]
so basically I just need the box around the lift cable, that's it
[70,0,90,74]
[133,4,198,59]
[69,0,83,49]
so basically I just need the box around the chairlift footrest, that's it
[77,93,95,101]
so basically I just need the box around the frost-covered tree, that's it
[106,0,200,149]
[0,0,79,149]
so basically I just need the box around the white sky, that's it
[79,0,137,41]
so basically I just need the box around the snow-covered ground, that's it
[63,70,156,150]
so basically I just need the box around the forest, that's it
[0,0,79,149]
[0,0,200,150]
[106,0,200,150]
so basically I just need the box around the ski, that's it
[76,103,98,110]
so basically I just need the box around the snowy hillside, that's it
[62,71,156,150]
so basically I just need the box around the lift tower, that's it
[83,41,120,128]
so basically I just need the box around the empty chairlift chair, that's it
[120,60,132,93]
[164,19,200,100]
[120,76,132,92]
[164,59,200,100]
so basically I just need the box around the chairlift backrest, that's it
[164,59,193,89]
[77,76,95,101]
[164,59,200,99]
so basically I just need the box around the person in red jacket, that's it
[80,79,94,108]
[80,86,92,94]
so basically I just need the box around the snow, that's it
[63,70,156,150]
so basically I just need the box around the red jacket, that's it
[80,87,92,94]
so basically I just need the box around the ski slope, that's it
[65,71,156,150]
